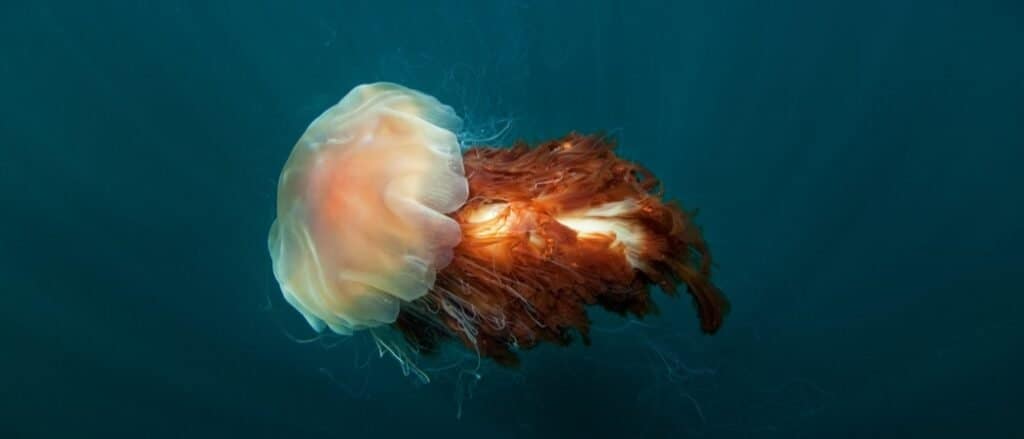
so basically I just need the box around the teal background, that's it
[3,1,1021,437]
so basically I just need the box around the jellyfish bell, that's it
[268,82,728,379]
[268,82,468,336]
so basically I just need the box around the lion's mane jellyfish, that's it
[269,83,728,378]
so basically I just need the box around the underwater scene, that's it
[3,1,1022,437]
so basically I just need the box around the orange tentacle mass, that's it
[395,133,728,366]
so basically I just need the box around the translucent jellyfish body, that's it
[268,83,468,335]
[269,83,727,376]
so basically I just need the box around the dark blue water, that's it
[3,1,1021,437]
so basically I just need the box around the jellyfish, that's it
[268,82,728,377]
